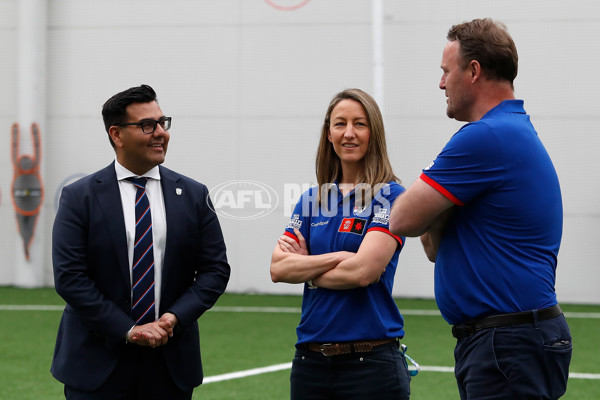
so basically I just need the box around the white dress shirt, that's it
[115,160,166,321]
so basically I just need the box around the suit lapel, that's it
[159,166,185,293]
[93,163,130,289]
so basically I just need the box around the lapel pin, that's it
[176,188,182,196]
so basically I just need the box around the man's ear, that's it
[109,126,123,148]
[469,59,482,82]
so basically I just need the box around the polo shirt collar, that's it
[483,99,525,119]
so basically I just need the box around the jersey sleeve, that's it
[421,121,504,205]
[283,187,315,246]
[366,182,405,247]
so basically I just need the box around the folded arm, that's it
[271,228,399,290]
[270,229,353,284]
[312,230,399,290]
[389,177,454,237]
[420,207,455,262]
[389,177,455,261]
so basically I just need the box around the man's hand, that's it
[158,312,178,338]
[127,313,179,347]
[127,321,170,348]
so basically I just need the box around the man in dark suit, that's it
[51,84,230,399]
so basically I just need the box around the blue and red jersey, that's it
[284,181,407,344]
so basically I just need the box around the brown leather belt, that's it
[301,338,397,357]
[452,304,564,339]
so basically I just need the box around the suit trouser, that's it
[454,314,572,400]
[64,345,192,400]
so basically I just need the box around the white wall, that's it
[1,0,598,304]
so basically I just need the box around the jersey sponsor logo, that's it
[372,208,390,225]
[310,221,329,227]
[286,214,302,230]
[338,218,367,235]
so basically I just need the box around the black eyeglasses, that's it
[116,116,172,134]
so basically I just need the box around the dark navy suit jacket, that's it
[51,162,230,391]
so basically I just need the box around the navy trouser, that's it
[64,345,192,400]
[290,341,411,400]
[454,314,572,400]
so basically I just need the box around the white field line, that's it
[0,305,599,320]
[0,304,597,381]
[211,307,600,319]
[213,306,440,316]
[0,305,65,311]
[203,363,600,384]
[570,373,600,379]
[204,362,292,383]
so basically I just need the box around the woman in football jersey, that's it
[270,88,412,400]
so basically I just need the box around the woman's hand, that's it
[277,228,308,255]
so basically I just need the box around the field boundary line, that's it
[204,362,292,384]
[210,307,600,319]
[213,306,301,313]
[203,363,600,383]
[570,372,600,379]
[1,305,599,319]
[0,305,64,311]
[211,306,443,316]
[1,304,597,381]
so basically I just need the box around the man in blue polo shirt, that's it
[390,19,571,399]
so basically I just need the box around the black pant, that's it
[291,341,411,400]
[454,314,572,399]
[64,345,192,400]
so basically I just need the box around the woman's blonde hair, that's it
[315,88,399,203]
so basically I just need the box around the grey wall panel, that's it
[0,0,597,303]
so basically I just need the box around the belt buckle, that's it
[320,343,335,356]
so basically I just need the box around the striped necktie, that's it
[127,177,155,325]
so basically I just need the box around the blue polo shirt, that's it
[422,100,562,325]
[284,182,406,344]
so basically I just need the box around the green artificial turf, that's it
[0,288,597,400]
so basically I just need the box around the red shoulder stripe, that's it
[420,172,464,206]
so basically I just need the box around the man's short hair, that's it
[102,84,158,148]
[447,18,518,86]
